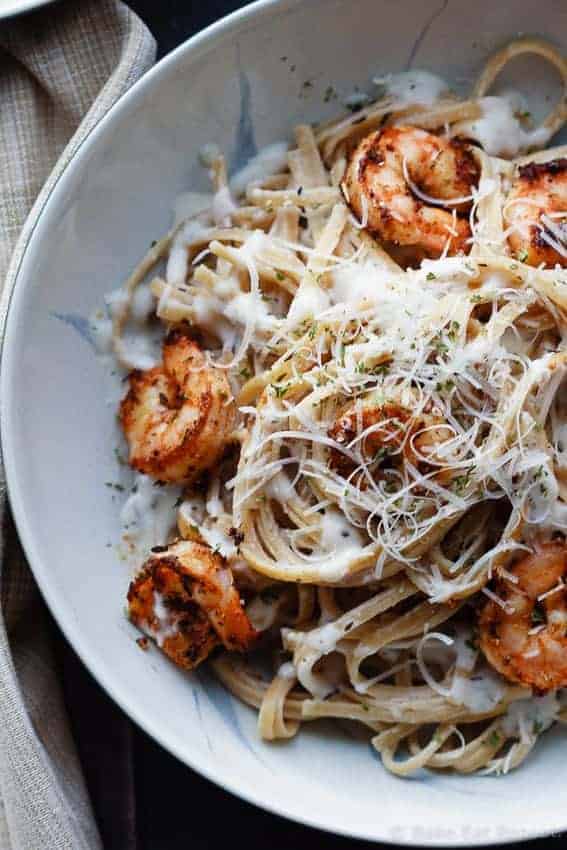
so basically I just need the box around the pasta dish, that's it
[104,38,567,776]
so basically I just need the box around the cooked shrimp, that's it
[506,158,567,267]
[120,329,235,483]
[127,539,257,670]
[328,392,453,483]
[479,541,567,691]
[342,127,479,259]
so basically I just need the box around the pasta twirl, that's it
[107,38,567,778]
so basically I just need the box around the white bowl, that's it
[0,0,55,19]
[3,0,567,844]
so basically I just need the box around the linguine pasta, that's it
[108,38,567,777]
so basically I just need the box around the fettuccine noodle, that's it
[109,38,567,778]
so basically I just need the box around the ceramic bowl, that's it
[2,0,567,844]
[0,0,55,19]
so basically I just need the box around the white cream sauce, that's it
[266,471,296,503]
[343,91,371,111]
[230,142,289,195]
[330,259,391,306]
[246,595,280,631]
[150,591,179,648]
[102,285,160,371]
[166,218,211,287]
[121,474,182,565]
[450,667,506,714]
[89,310,113,357]
[373,69,449,107]
[212,185,238,226]
[319,507,363,554]
[287,277,330,325]
[198,523,237,559]
[283,621,345,698]
[502,692,560,738]
[277,661,297,680]
[453,92,551,157]
[178,494,237,559]
[225,291,277,333]
[178,497,205,528]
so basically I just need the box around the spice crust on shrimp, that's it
[480,541,567,692]
[328,391,454,485]
[127,539,257,669]
[342,126,479,259]
[120,329,235,483]
[506,157,567,267]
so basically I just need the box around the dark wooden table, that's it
[56,3,562,848]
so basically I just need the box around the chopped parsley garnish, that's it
[453,471,472,495]
[489,731,501,747]
[517,249,529,263]
[105,481,125,492]
[324,85,337,103]
[426,272,436,281]
[273,383,291,398]
[373,446,390,464]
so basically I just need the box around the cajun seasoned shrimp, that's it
[506,158,567,267]
[480,541,567,691]
[127,539,257,670]
[120,329,235,483]
[342,127,479,258]
[328,392,452,483]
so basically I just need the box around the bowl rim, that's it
[0,0,56,20]
[1,0,564,845]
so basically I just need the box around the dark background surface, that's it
[53,2,562,849]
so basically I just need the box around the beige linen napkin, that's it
[0,3,155,848]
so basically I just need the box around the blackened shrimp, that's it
[127,539,257,670]
[120,329,235,483]
[328,393,453,484]
[506,158,567,267]
[342,126,479,259]
[480,541,567,691]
